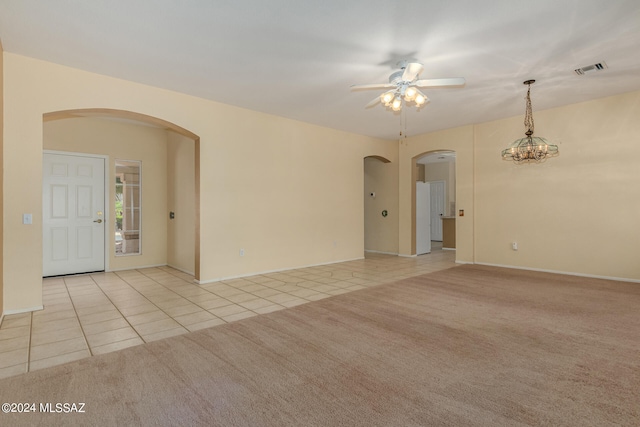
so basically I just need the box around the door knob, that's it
[93,219,103,223]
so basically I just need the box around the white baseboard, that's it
[442,247,456,251]
[195,257,365,285]
[474,262,640,284]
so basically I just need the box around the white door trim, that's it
[43,150,110,274]
[428,180,446,242]
[416,181,432,255]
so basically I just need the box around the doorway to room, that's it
[413,151,456,255]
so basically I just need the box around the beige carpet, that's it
[1,265,638,426]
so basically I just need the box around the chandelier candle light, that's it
[501,80,558,163]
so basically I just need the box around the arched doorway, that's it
[411,150,456,255]
[363,155,398,255]
[42,109,201,281]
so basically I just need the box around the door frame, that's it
[411,150,456,255]
[43,150,110,275]
[416,181,432,255]
[428,180,446,242]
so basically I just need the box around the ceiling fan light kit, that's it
[352,61,465,113]
[501,80,559,163]
[380,86,428,111]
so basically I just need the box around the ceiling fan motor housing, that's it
[389,70,404,84]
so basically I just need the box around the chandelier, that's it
[501,80,558,163]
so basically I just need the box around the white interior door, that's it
[43,153,106,276]
[430,181,446,241]
[416,181,431,255]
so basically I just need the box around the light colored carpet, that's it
[1,265,638,426]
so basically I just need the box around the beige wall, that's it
[43,117,169,271]
[423,160,456,216]
[400,90,640,281]
[167,132,195,274]
[472,91,640,280]
[2,53,394,312]
[422,161,448,183]
[0,42,4,318]
[364,156,399,253]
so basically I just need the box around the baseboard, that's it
[455,260,474,265]
[442,247,456,251]
[474,262,640,284]
[166,264,195,276]
[364,250,399,256]
[109,263,167,272]
[398,254,418,258]
[195,257,365,285]
[3,305,44,316]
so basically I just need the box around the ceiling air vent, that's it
[575,62,608,75]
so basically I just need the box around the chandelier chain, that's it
[524,84,534,134]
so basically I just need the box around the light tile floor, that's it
[0,246,456,379]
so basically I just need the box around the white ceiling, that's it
[1,0,640,140]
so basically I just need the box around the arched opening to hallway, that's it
[363,155,397,256]
[411,150,457,256]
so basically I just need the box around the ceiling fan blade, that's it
[413,77,466,87]
[401,62,424,82]
[365,96,381,108]
[351,83,396,90]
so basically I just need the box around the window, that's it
[115,160,141,255]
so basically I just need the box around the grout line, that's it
[132,268,246,316]
[113,270,207,330]
[83,274,148,345]
[134,268,297,322]
[62,277,94,358]
[124,270,215,305]
[26,311,33,373]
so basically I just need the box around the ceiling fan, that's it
[351,61,465,111]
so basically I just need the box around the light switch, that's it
[23,213,33,225]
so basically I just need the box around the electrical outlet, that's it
[512,242,518,251]
[239,248,245,256]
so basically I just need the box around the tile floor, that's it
[0,246,456,379]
